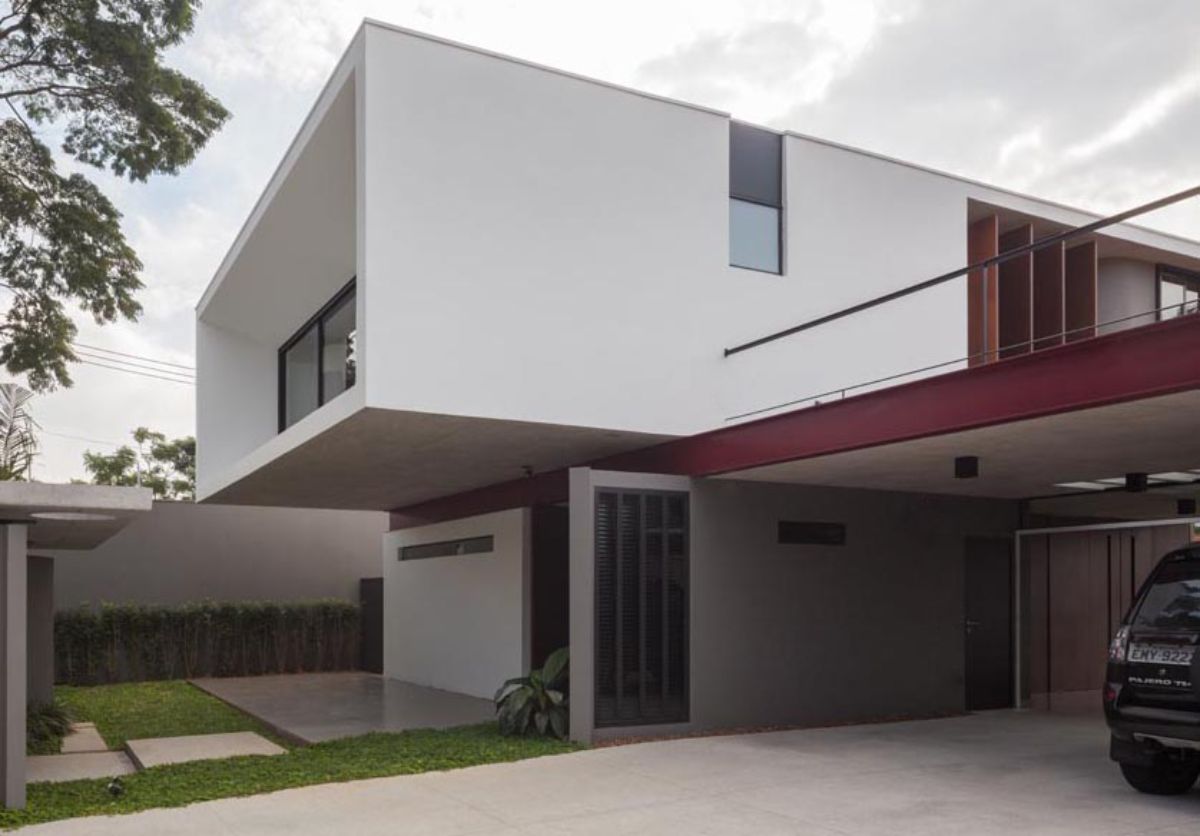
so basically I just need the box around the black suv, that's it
[1105,544,1200,794]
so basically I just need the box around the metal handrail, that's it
[724,302,1196,423]
[722,183,1200,358]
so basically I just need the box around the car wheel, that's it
[1119,761,1200,795]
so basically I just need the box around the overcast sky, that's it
[26,0,1200,483]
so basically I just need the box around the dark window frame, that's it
[278,278,357,432]
[1156,263,1200,321]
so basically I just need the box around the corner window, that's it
[729,122,783,274]
[279,280,357,431]
[1159,266,1200,320]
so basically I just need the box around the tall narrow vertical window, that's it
[729,123,783,274]
[278,280,357,431]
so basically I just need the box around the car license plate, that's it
[1129,644,1195,666]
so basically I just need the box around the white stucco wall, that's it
[383,508,530,698]
[195,321,276,493]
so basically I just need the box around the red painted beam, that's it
[392,316,1200,528]
[603,314,1200,477]
[390,469,567,530]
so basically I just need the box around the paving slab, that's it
[27,751,135,783]
[125,731,286,769]
[191,672,494,743]
[59,722,108,754]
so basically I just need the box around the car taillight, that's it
[1108,625,1130,662]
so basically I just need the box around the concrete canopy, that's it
[0,482,154,550]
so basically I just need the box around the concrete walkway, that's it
[191,673,495,743]
[18,711,1200,835]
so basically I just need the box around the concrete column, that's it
[567,468,594,743]
[27,557,54,706]
[0,524,27,809]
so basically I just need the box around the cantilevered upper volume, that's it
[195,20,1200,510]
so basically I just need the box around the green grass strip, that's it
[4,723,576,829]
[57,681,270,749]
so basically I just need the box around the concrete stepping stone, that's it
[125,731,286,769]
[60,722,109,754]
[27,751,135,783]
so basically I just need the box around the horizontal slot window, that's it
[399,535,494,561]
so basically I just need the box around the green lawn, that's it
[4,681,576,830]
[57,681,270,749]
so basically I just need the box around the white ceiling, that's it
[720,389,1200,501]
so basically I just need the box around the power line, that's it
[71,342,194,372]
[77,358,195,385]
[73,348,195,379]
[40,428,125,448]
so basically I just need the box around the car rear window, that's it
[1134,556,1200,630]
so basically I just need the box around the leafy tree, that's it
[0,0,228,390]
[83,426,194,499]
[0,381,36,479]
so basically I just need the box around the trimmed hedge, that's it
[55,601,360,685]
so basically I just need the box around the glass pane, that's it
[730,198,780,273]
[283,326,319,428]
[1133,558,1200,630]
[321,290,356,401]
[1160,279,1185,319]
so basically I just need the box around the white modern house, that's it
[197,21,1200,742]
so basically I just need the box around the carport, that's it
[392,315,1200,743]
[701,318,1200,723]
[0,482,152,808]
[565,314,1200,737]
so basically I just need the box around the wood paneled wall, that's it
[967,216,1098,363]
[968,216,999,366]
[1065,241,1098,342]
[1032,242,1065,351]
[998,225,1033,358]
[1023,524,1192,702]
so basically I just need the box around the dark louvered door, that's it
[595,489,688,727]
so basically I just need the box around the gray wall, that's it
[570,469,1018,741]
[44,501,387,610]
[688,479,1017,731]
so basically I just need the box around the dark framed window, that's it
[399,536,494,562]
[729,122,783,274]
[1158,265,1200,321]
[278,279,357,431]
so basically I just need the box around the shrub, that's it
[495,647,569,739]
[55,600,361,685]
[27,701,72,755]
